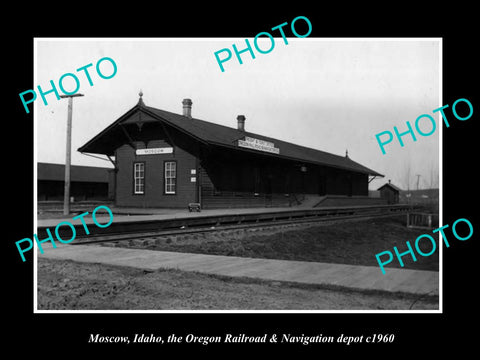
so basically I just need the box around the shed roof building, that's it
[37,162,114,201]
[377,180,401,204]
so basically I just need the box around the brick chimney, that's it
[182,98,192,118]
[237,115,245,131]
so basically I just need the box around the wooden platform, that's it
[37,204,415,240]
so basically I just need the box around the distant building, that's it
[399,188,439,206]
[37,162,114,201]
[377,180,401,204]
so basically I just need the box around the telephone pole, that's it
[60,93,84,215]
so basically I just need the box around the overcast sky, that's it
[35,38,440,190]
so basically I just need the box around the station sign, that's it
[238,136,280,154]
[136,147,173,155]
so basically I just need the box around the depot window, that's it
[133,162,145,194]
[164,161,176,194]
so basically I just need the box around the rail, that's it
[38,204,417,243]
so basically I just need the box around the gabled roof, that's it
[37,162,112,183]
[377,182,402,192]
[78,101,383,177]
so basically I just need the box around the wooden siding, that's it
[199,165,292,208]
[198,148,369,209]
[115,140,197,208]
[379,186,399,204]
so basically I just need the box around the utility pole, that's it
[416,174,421,190]
[60,93,84,215]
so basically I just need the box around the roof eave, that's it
[207,141,383,176]
[77,105,211,156]
[77,104,143,155]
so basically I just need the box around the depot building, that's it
[78,94,384,209]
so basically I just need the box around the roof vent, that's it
[138,90,144,106]
[182,98,192,118]
[237,115,245,131]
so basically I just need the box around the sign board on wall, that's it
[136,147,173,155]
[237,136,280,154]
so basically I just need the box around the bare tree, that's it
[429,163,439,189]
[402,161,412,191]
[420,164,439,189]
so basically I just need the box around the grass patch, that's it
[37,258,438,310]
[130,216,439,272]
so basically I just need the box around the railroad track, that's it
[70,205,415,246]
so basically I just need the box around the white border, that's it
[33,37,39,311]
[33,37,443,314]
[438,38,443,313]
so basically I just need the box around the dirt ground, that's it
[37,215,439,311]
[37,258,438,311]
[121,216,439,272]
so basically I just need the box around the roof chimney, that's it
[182,98,192,118]
[237,115,245,131]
